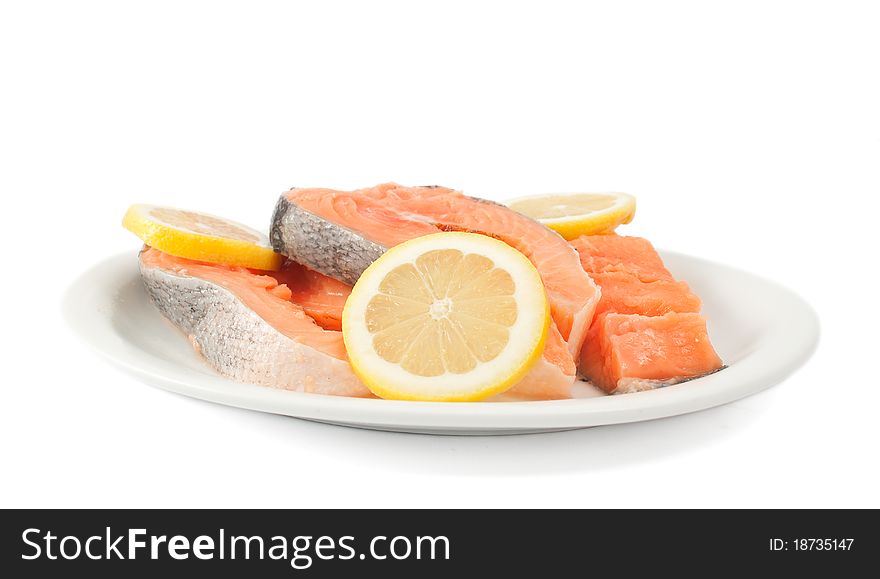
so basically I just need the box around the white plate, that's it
[64,251,818,435]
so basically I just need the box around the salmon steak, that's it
[571,235,723,393]
[140,247,576,400]
[139,247,370,397]
[270,183,601,360]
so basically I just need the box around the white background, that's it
[1,1,878,508]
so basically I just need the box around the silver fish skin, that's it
[612,366,727,394]
[270,194,386,285]
[139,257,370,397]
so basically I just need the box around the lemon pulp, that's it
[343,232,549,402]
[507,192,636,239]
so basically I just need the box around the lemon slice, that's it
[123,204,283,270]
[506,192,636,240]
[342,232,550,401]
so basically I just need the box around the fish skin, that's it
[140,255,370,397]
[270,193,386,285]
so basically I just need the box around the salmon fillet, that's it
[580,312,723,394]
[571,235,723,393]
[573,234,674,282]
[590,271,701,317]
[270,183,601,361]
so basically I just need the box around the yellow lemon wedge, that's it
[342,232,550,402]
[506,192,636,240]
[122,204,283,270]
